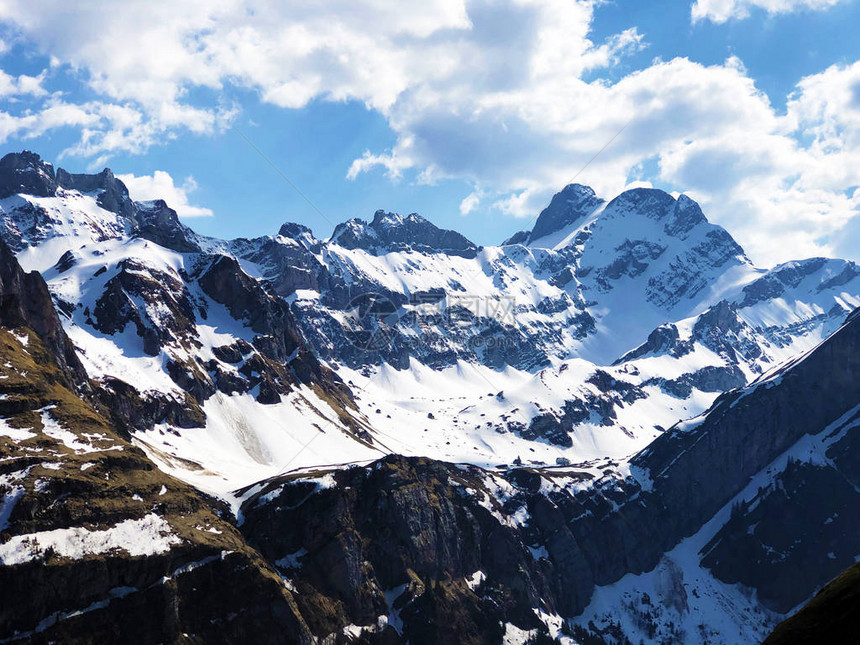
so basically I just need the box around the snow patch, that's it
[0,513,181,565]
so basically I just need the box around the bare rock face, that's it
[0,236,85,386]
[331,209,479,257]
[232,223,330,297]
[238,451,668,641]
[636,307,860,539]
[240,456,554,644]
[702,454,860,612]
[92,376,207,431]
[133,199,202,253]
[505,183,603,245]
[196,254,357,412]
[56,166,137,220]
[0,151,57,199]
[198,255,301,362]
[0,333,315,644]
[92,258,200,357]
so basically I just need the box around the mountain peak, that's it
[0,150,138,221]
[370,209,431,231]
[0,150,58,199]
[278,222,314,239]
[133,199,201,253]
[510,185,715,250]
[55,165,135,219]
[331,209,477,256]
[507,183,604,246]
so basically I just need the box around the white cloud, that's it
[0,1,858,264]
[0,98,100,144]
[0,69,46,98]
[459,190,482,215]
[116,171,213,217]
[691,0,845,23]
[656,60,860,263]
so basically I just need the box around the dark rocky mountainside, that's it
[504,183,603,245]
[764,560,860,644]
[0,151,366,438]
[0,236,85,385]
[331,209,479,257]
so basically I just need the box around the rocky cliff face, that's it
[331,209,479,257]
[504,183,603,246]
[0,236,85,386]
[0,151,58,199]
[239,452,649,643]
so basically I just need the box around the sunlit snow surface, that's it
[0,513,181,565]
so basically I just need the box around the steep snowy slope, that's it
[571,305,860,643]
[1,150,859,502]
[229,182,859,463]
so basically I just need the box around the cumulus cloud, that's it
[691,0,845,23]
[657,60,860,262]
[0,0,858,264]
[116,171,213,217]
[0,69,46,98]
[459,191,482,215]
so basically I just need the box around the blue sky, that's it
[0,0,859,266]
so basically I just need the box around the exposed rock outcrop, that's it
[331,209,479,257]
[133,199,202,253]
[0,151,57,199]
[504,183,603,245]
[0,236,85,386]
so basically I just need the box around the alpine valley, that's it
[0,150,858,644]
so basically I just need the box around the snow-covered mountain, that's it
[1,149,859,643]
[0,150,858,498]
[0,152,382,498]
